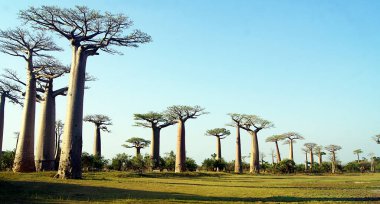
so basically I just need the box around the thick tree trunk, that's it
[35,82,56,171]
[304,152,308,171]
[275,141,281,163]
[57,46,87,179]
[249,131,260,174]
[216,137,221,160]
[309,149,314,172]
[151,127,161,169]
[318,152,322,165]
[13,56,36,172]
[93,125,101,157]
[289,140,294,160]
[54,125,61,170]
[0,94,5,157]
[234,126,242,173]
[332,152,336,174]
[175,120,186,173]
[357,154,360,163]
[136,147,141,156]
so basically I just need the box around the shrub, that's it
[201,154,227,171]
[0,150,15,171]
[185,157,198,171]
[273,159,296,174]
[81,152,109,171]
[110,153,131,171]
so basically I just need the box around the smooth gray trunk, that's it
[136,147,141,156]
[216,137,221,160]
[332,152,336,174]
[151,128,160,169]
[305,152,308,171]
[234,127,242,173]
[0,94,5,157]
[275,141,281,163]
[249,131,260,174]
[13,55,36,172]
[57,47,87,179]
[289,140,294,160]
[309,149,314,172]
[318,152,322,165]
[175,120,185,172]
[94,125,101,157]
[35,82,56,171]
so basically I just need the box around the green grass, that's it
[1,171,380,203]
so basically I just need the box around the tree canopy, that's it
[205,128,231,139]
[123,137,151,149]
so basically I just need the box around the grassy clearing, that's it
[0,171,380,203]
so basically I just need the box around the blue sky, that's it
[1,0,380,165]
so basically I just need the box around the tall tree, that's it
[353,149,363,163]
[133,111,176,169]
[122,137,150,156]
[34,59,69,171]
[283,132,304,161]
[313,145,325,165]
[227,113,244,174]
[368,152,376,172]
[54,120,64,170]
[240,114,274,174]
[301,148,309,171]
[165,105,207,173]
[0,78,22,157]
[0,28,61,172]
[83,114,112,157]
[20,5,151,178]
[205,128,230,161]
[325,144,342,174]
[304,143,317,172]
[270,148,276,164]
[265,134,285,163]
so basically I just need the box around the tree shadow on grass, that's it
[0,180,379,203]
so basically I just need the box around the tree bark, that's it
[175,120,186,173]
[136,147,141,156]
[289,140,294,160]
[13,55,36,172]
[35,81,56,171]
[216,137,221,160]
[57,46,87,179]
[234,126,242,173]
[0,93,6,157]
[357,153,360,163]
[309,149,314,172]
[332,152,336,174]
[151,127,161,169]
[304,152,308,171]
[318,152,322,165]
[93,125,101,157]
[275,141,281,163]
[249,131,260,174]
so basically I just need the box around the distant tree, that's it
[123,137,151,156]
[301,148,309,171]
[163,151,176,171]
[0,77,22,157]
[283,132,304,161]
[240,114,274,173]
[270,148,276,164]
[368,152,376,172]
[133,111,176,169]
[353,149,363,163]
[83,114,112,157]
[325,145,342,174]
[165,105,207,173]
[314,145,326,165]
[304,143,317,172]
[205,128,230,161]
[373,135,380,144]
[266,134,286,163]
[0,27,61,172]
[259,152,266,167]
[19,5,151,178]
[227,113,245,174]
[54,120,64,170]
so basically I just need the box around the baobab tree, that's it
[240,114,274,174]
[54,120,64,170]
[134,111,176,169]
[165,105,207,173]
[0,28,61,172]
[270,148,276,164]
[265,134,285,163]
[325,144,342,174]
[34,59,70,171]
[123,137,150,156]
[19,5,151,178]
[368,152,376,172]
[304,143,317,172]
[283,132,304,161]
[0,79,22,156]
[205,128,231,160]
[301,148,309,171]
[314,145,325,165]
[83,114,112,157]
[227,113,244,174]
[353,149,363,163]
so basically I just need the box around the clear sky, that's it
[1,0,379,165]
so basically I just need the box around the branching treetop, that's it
[19,6,151,55]
[304,143,317,151]
[265,134,286,143]
[226,113,245,127]
[122,137,150,149]
[205,128,231,139]
[313,145,326,155]
[55,120,64,137]
[240,114,274,132]
[301,148,310,154]
[324,145,342,153]
[283,132,304,141]
[353,149,363,155]
[83,114,112,132]
[0,76,23,105]
[34,58,70,81]
[165,105,208,122]
[134,111,177,129]
[0,28,61,60]
[373,135,380,144]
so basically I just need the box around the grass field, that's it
[0,171,380,203]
